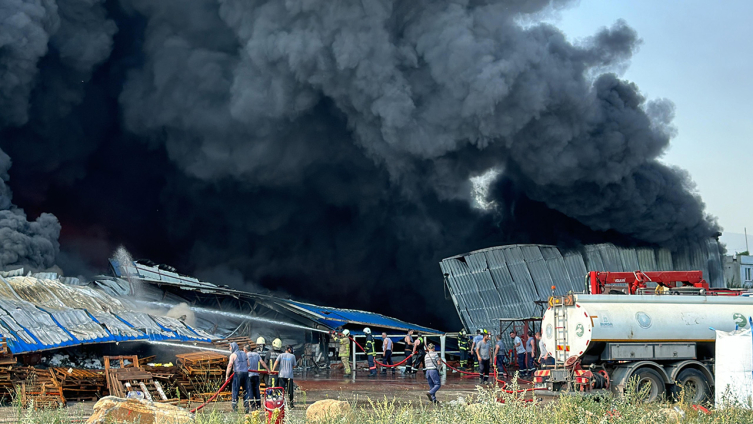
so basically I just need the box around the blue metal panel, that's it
[282,300,442,335]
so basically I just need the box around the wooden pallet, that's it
[211,337,256,352]
[20,368,65,409]
[51,367,106,401]
[0,339,16,366]
[104,356,167,402]
[175,351,228,377]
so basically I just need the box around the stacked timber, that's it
[211,337,256,352]
[175,351,231,402]
[104,356,168,402]
[18,367,65,409]
[51,367,106,401]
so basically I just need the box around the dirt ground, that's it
[0,368,541,422]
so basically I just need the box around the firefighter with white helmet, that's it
[364,327,377,376]
[256,336,267,356]
[265,338,283,386]
[332,328,352,376]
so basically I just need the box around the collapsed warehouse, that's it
[440,240,725,346]
[0,257,442,406]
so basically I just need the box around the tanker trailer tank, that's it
[537,292,753,402]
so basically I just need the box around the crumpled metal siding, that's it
[636,248,657,270]
[618,247,640,271]
[484,249,528,319]
[441,240,724,333]
[0,276,213,354]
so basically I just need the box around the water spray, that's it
[133,300,329,333]
[145,340,229,354]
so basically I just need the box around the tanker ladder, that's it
[547,294,575,391]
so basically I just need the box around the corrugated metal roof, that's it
[0,276,212,354]
[109,258,443,336]
[441,241,724,333]
[277,300,443,335]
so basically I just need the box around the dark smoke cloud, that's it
[0,0,720,328]
[0,149,60,270]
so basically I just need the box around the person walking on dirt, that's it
[245,344,269,410]
[333,329,352,376]
[424,343,442,404]
[272,345,297,408]
[226,342,250,413]
[403,330,415,373]
[475,331,492,383]
[381,332,394,374]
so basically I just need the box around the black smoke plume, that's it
[0,0,719,328]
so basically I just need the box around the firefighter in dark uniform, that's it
[364,327,377,376]
[411,333,426,373]
[458,329,469,371]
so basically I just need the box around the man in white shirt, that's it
[381,332,395,374]
[510,330,526,376]
[536,331,554,366]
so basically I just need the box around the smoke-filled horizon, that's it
[0,0,720,329]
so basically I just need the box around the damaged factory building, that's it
[0,255,441,406]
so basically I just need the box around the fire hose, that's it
[342,332,540,393]
[189,369,279,414]
[190,373,233,413]
[345,335,414,368]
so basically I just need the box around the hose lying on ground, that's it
[346,335,414,367]
[189,369,279,413]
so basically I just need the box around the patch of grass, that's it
[7,382,753,424]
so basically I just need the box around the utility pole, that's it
[746,227,750,254]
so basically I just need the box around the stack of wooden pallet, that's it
[18,367,65,409]
[104,356,168,402]
[51,367,106,401]
[0,339,16,367]
[175,351,230,402]
[211,337,256,352]
[0,366,15,402]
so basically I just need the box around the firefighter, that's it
[256,336,267,356]
[332,329,352,376]
[411,332,426,374]
[364,327,377,376]
[458,329,469,371]
[403,330,415,373]
[265,338,283,387]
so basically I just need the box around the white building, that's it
[724,254,753,288]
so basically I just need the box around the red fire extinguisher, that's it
[264,386,285,424]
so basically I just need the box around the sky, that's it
[551,0,753,252]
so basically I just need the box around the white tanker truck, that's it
[536,270,753,402]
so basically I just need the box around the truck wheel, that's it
[633,368,665,402]
[672,369,710,404]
